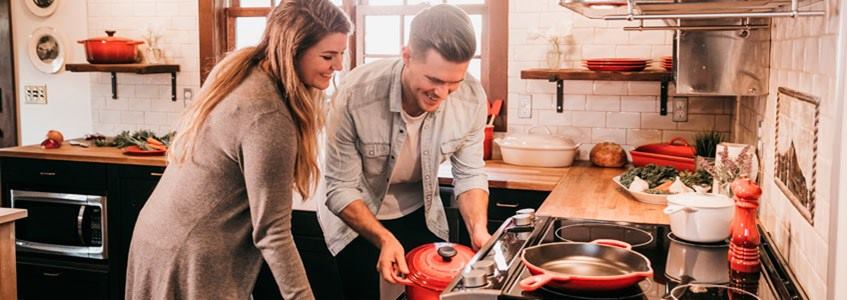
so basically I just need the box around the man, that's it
[318,4,491,299]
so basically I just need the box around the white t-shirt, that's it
[376,109,427,220]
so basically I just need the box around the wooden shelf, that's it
[521,68,671,81]
[66,63,181,101]
[521,68,673,115]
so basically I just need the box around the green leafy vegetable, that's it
[619,164,678,188]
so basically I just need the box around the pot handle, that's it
[664,205,699,215]
[591,239,632,250]
[519,273,561,291]
[669,137,690,146]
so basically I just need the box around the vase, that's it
[545,49,561,70]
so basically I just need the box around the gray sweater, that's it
[125,69,313,300]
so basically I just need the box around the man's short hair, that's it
[408,4,476,63]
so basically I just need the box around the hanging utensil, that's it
[487,99,503,126]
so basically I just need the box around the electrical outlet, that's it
[518,94,532,118]
[24,85,47,104]
[672,97,688,122]
[183,88,193,100]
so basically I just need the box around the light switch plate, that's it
[24,84,47,104]
[672,97,688,122]
[518,94,532,118]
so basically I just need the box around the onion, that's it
[41,138,61,149]
[46,130,64,144]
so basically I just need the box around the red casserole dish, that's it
[519,240,653,292]
[78,30,143,64]
[629,137,696,171]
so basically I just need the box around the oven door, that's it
[10,190,108,260]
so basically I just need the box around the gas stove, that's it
[440,213,805,300]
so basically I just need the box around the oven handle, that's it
[77,206,86,246]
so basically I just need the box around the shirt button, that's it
[369,151,374,155]
[390,155,395,160]
[399,129,405,133]
[423,151,429,155]
[425,175,430,180]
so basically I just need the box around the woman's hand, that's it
[377,235,412,285]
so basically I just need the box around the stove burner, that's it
[535,278,653,300]
[555,223,654,248]
[669,283,760,300]
[667,233,729,248]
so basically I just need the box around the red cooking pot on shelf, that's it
[404,242,475,300]
[78,30,143,64]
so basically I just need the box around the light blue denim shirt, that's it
[318,58,489,255]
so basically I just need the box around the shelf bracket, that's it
[549,75,564,113]
[660,77,669,116]
[110,72,118,99]
[171,72,177,101]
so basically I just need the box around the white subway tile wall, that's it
[88,0,200,135]
[508,0,733,161]
[734,2,835,298]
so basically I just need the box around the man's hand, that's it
[377,235,412,285]
[470,229,492,251]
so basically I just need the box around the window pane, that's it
[367,0,404,5]
[468,58,481,80]
[240,0,272,8]
[364,56,398,64]
[446,0,485,4]
[403,15,413,46]
[329,0,342,5]
[365,16,401,55]
[236,17,266,49]
[407,0,445,4]
[470,14,482,56]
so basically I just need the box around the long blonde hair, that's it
[171,0,351,198]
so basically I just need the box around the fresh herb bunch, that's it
[679,169,713,188]
[619,164,679,188]
[694,130,724,158]
[93,130,175,150]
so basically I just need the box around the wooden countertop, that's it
[0,208,26,224]
[0,143,167,167]
[439,160,669,225]
[439,160,567,191]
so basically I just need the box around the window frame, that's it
[198,0,507,130]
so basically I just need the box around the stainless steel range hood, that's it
[559,0,825,21]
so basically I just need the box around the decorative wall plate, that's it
[28,27,65,74]
[774,87,819,225]
[23,0,60,17]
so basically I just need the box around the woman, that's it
[125,1,351,299]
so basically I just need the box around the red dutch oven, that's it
[519,240,653,292]
[404,242,474,300]
[78,30,143,64]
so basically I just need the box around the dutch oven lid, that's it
[79,30,143,44]
[497,127,579,150]
[667,192,734,208]
[633,137,695,158]
[406,242,475,291]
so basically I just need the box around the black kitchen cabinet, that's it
[17,259,110,300]
[440,186,549,246]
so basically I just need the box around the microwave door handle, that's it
[77,206,86,246]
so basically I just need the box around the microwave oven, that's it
[10,190,108,260]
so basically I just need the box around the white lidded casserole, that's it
[494,127,580,167]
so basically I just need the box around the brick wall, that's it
[507,0,735,160]
[87,0,200,135]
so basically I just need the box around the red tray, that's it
[629,151,695,171]
[122,145,167,156]
[585,65,647,72]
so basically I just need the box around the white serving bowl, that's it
[664,192,735,243]
[612,175,669,205]
[494,127,580,168]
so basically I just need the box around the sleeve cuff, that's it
[326,189,362,215]
[452,175,489,198]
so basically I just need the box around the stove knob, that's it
[472,259,496,276]
[516,208,536,219]
[463,269,488,288]
[514,213,532,226]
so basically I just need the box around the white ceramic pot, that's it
[664,193,734,243]
[494,127,580,168]
[665,238,729,284]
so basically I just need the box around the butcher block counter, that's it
[0,143,167,167]
[439,160,669,225]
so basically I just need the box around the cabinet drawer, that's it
[18,261,110,300]
[116,165,166,180]
[487,188,548,221]
[2,158,107,190]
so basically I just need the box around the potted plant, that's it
[694,130,724,170]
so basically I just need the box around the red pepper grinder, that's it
[728,178,763,273]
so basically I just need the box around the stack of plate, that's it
[584,58,649,72]
[661,56,673,71]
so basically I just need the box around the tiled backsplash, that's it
[508,0,734,160]
[87,0,200,135]
[735,2,838,299]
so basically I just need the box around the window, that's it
[199,0,508,129]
